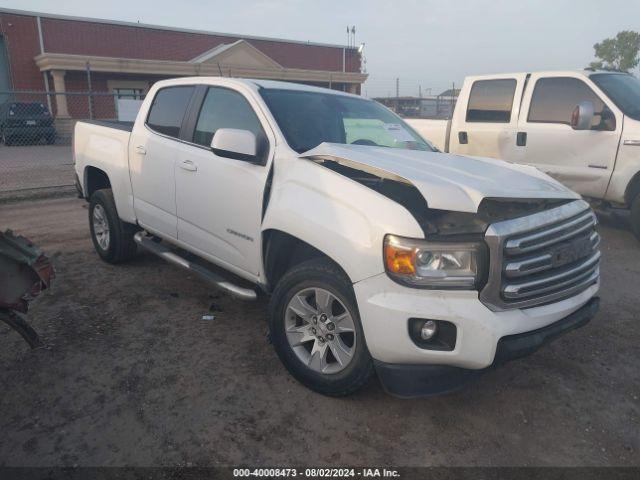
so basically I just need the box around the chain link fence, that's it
[0,91,142,195]
[363,76,460,119]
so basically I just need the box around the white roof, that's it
[150,76,362,98]
[467,69,627,80]
[248,79,358,96]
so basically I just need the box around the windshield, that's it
[590,73,640,121]
[260,88,434,153]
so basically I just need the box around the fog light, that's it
[420,320,438,340]
[408,318,457,351]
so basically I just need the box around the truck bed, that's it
[74,119,136,223]
[78,120,134,132]
[406,118,449,152]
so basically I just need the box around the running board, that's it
[133,232,258,301]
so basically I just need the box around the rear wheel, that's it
[89,188,139,264]
[269,258,374,396]
[631,194,640,241]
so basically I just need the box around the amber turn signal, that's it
[384,242,416,275]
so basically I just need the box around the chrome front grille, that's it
[480,200,600,311]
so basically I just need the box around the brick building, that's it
[0,8,367,121]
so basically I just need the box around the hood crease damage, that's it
[300,143,578,214]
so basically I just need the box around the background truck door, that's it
[129,85,195,238]
[515,73,621,198]
[449,74,527,159]
[175,86,272,278]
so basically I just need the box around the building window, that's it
[113,88,145,100]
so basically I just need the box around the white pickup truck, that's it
[407,70,640,239]
[74,77,600,397]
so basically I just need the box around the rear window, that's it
[146,86,195,138]
[466,79,517,123]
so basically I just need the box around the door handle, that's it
[458,131,468,144]
[516,132,527,147]
[179,160,198,172]
[135,145,147,155]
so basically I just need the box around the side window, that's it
[527,77,614,130]
[193,87,266,151]
[146,86,195,138]
[466,79,517,123]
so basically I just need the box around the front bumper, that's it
[374,297,599,397]
[354,273,599,368]
[353,273,600,391]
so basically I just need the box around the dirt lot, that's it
[0,196,638,467]
[0,145,73,193]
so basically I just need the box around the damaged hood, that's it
[300,143,579,213]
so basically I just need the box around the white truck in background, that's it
[407,71,640,239]
[74,77,600,398]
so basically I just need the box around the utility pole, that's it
[395,78,399,113]
[450,81,456,120]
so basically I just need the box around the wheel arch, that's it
[262,229,351,291]
[83,166,111,200]
[624,170,640,206]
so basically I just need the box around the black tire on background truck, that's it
[269,258,374,396]
[631,194,640,241]
[89,188,139,264]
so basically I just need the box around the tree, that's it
[589,30,640,73]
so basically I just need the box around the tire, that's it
[631,194,640,241]
[89,188,139,264]
[269,258,374,396]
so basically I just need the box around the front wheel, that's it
[631,194,640,241]
[269,258,374,396]
[89,188,139,264]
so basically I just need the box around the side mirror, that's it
[571,101,595,130]
[211,128,259,163]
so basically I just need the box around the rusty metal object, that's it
[0,229,55,348]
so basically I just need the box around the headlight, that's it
[384,234,482,289]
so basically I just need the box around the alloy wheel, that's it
[92,204,110,250]
[284,287,357,374]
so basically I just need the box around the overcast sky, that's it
[4,0,639,97]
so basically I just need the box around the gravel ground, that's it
[0,145,73,193]
[0,196,638,467]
